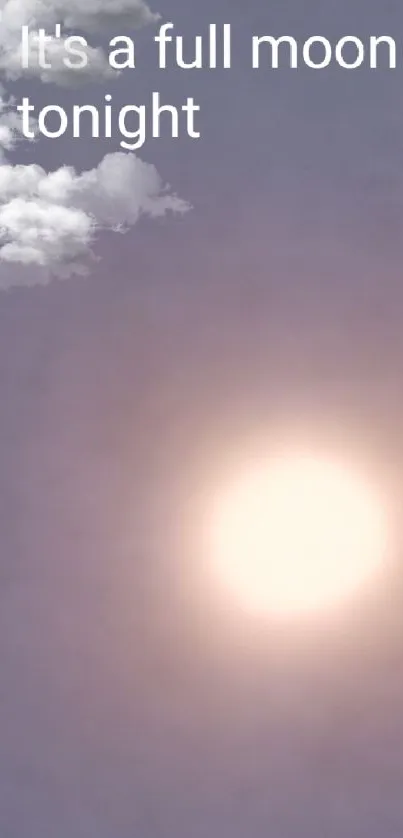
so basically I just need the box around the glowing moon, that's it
[206,452,389,617]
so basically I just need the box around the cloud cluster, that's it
[0,0,189,286]
[0,153,189,285]
[0,0,159,84]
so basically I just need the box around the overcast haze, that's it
[1,0,403,835]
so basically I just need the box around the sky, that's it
[1,0,403,835]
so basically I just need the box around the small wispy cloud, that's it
[0,83,36,159]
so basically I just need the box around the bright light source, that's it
[206,452,389,618]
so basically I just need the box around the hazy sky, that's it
[1,1,403,835]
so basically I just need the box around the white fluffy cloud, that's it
[0,0,188,288]
[0,0,159,84]
[0,152,189,286]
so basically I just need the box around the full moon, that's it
[206,452,389,617]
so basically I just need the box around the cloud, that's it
[0,152,189,287]
[2,31,117,85]
[0,0,187,289]
[0,0,159,84]
[0,0,158,33]
[0,84,37,158]
[0,93,18,158]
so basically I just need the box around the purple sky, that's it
[1,0,403,835]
